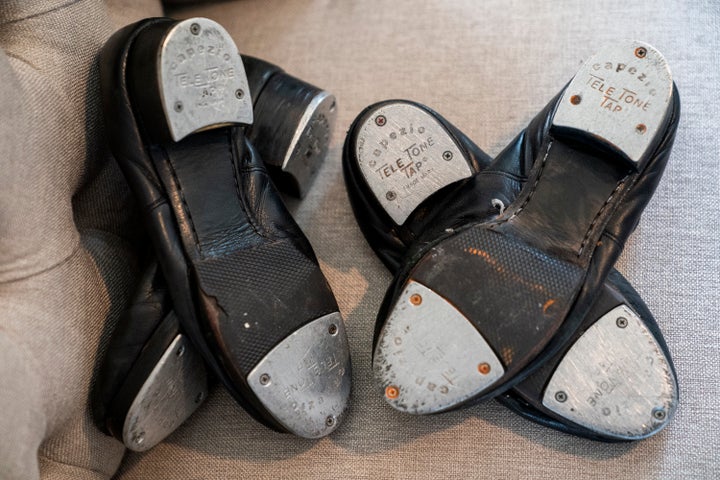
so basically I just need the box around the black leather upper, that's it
[369,86,679,356]
[342,93,679,440]
[92,263,172,435]
[99,18,338,432]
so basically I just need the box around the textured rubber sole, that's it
[194,238,336,375]
[374,226,584,413]
[373,41,675,414]
[413,227,584,367]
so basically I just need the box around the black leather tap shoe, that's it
[344,41,679,440]
[94,27,340,450]
[97,17,350,446]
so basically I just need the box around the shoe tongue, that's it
[551,40,673,167]
[158,18,253,141]
[352,102,473,225]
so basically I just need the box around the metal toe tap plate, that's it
[247,312,351,438]
[123,334,208,452]
[355,102,473,225]
[374,281,504,414]
[159,17,253,141]
[542,304,677,440]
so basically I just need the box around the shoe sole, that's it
[373,41,675,415]
[107,17,351,439]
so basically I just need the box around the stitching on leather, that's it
[577,175,629,257]
[165,150,202,255]
[494,140,553,225]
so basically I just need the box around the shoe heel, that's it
[248,71,337,197]
[349,101,475,225]
[552,41,673,168]
[130,17,254,143]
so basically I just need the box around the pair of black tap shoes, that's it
[93,17,349,450]
[343,42,679,441]
[93,16,679,450]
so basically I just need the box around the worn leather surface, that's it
[1,1,716,479]
[343,96,679,438]
[92,38,338,442]
[366,83,680,402]
[99,17,338,432]
[92,264,170,434]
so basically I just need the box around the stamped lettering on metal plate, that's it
[159,17,253,141]
[247,312,351,438]
[374,280,503,414]
[552,41,673,165]
[123,334,208,452]
[542,304,677,440]
[355,102,473,225]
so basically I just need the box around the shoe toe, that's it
[541,304,678,440]
[247,312,352,438]
[374,280,504,414]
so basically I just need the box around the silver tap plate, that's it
[553,40,672,165]
[374,280,504,414]
[247,312,351,438]
[354,102,473,225]
[158,17,253,141]
[542,304,677,440]
[123,334,208,452]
